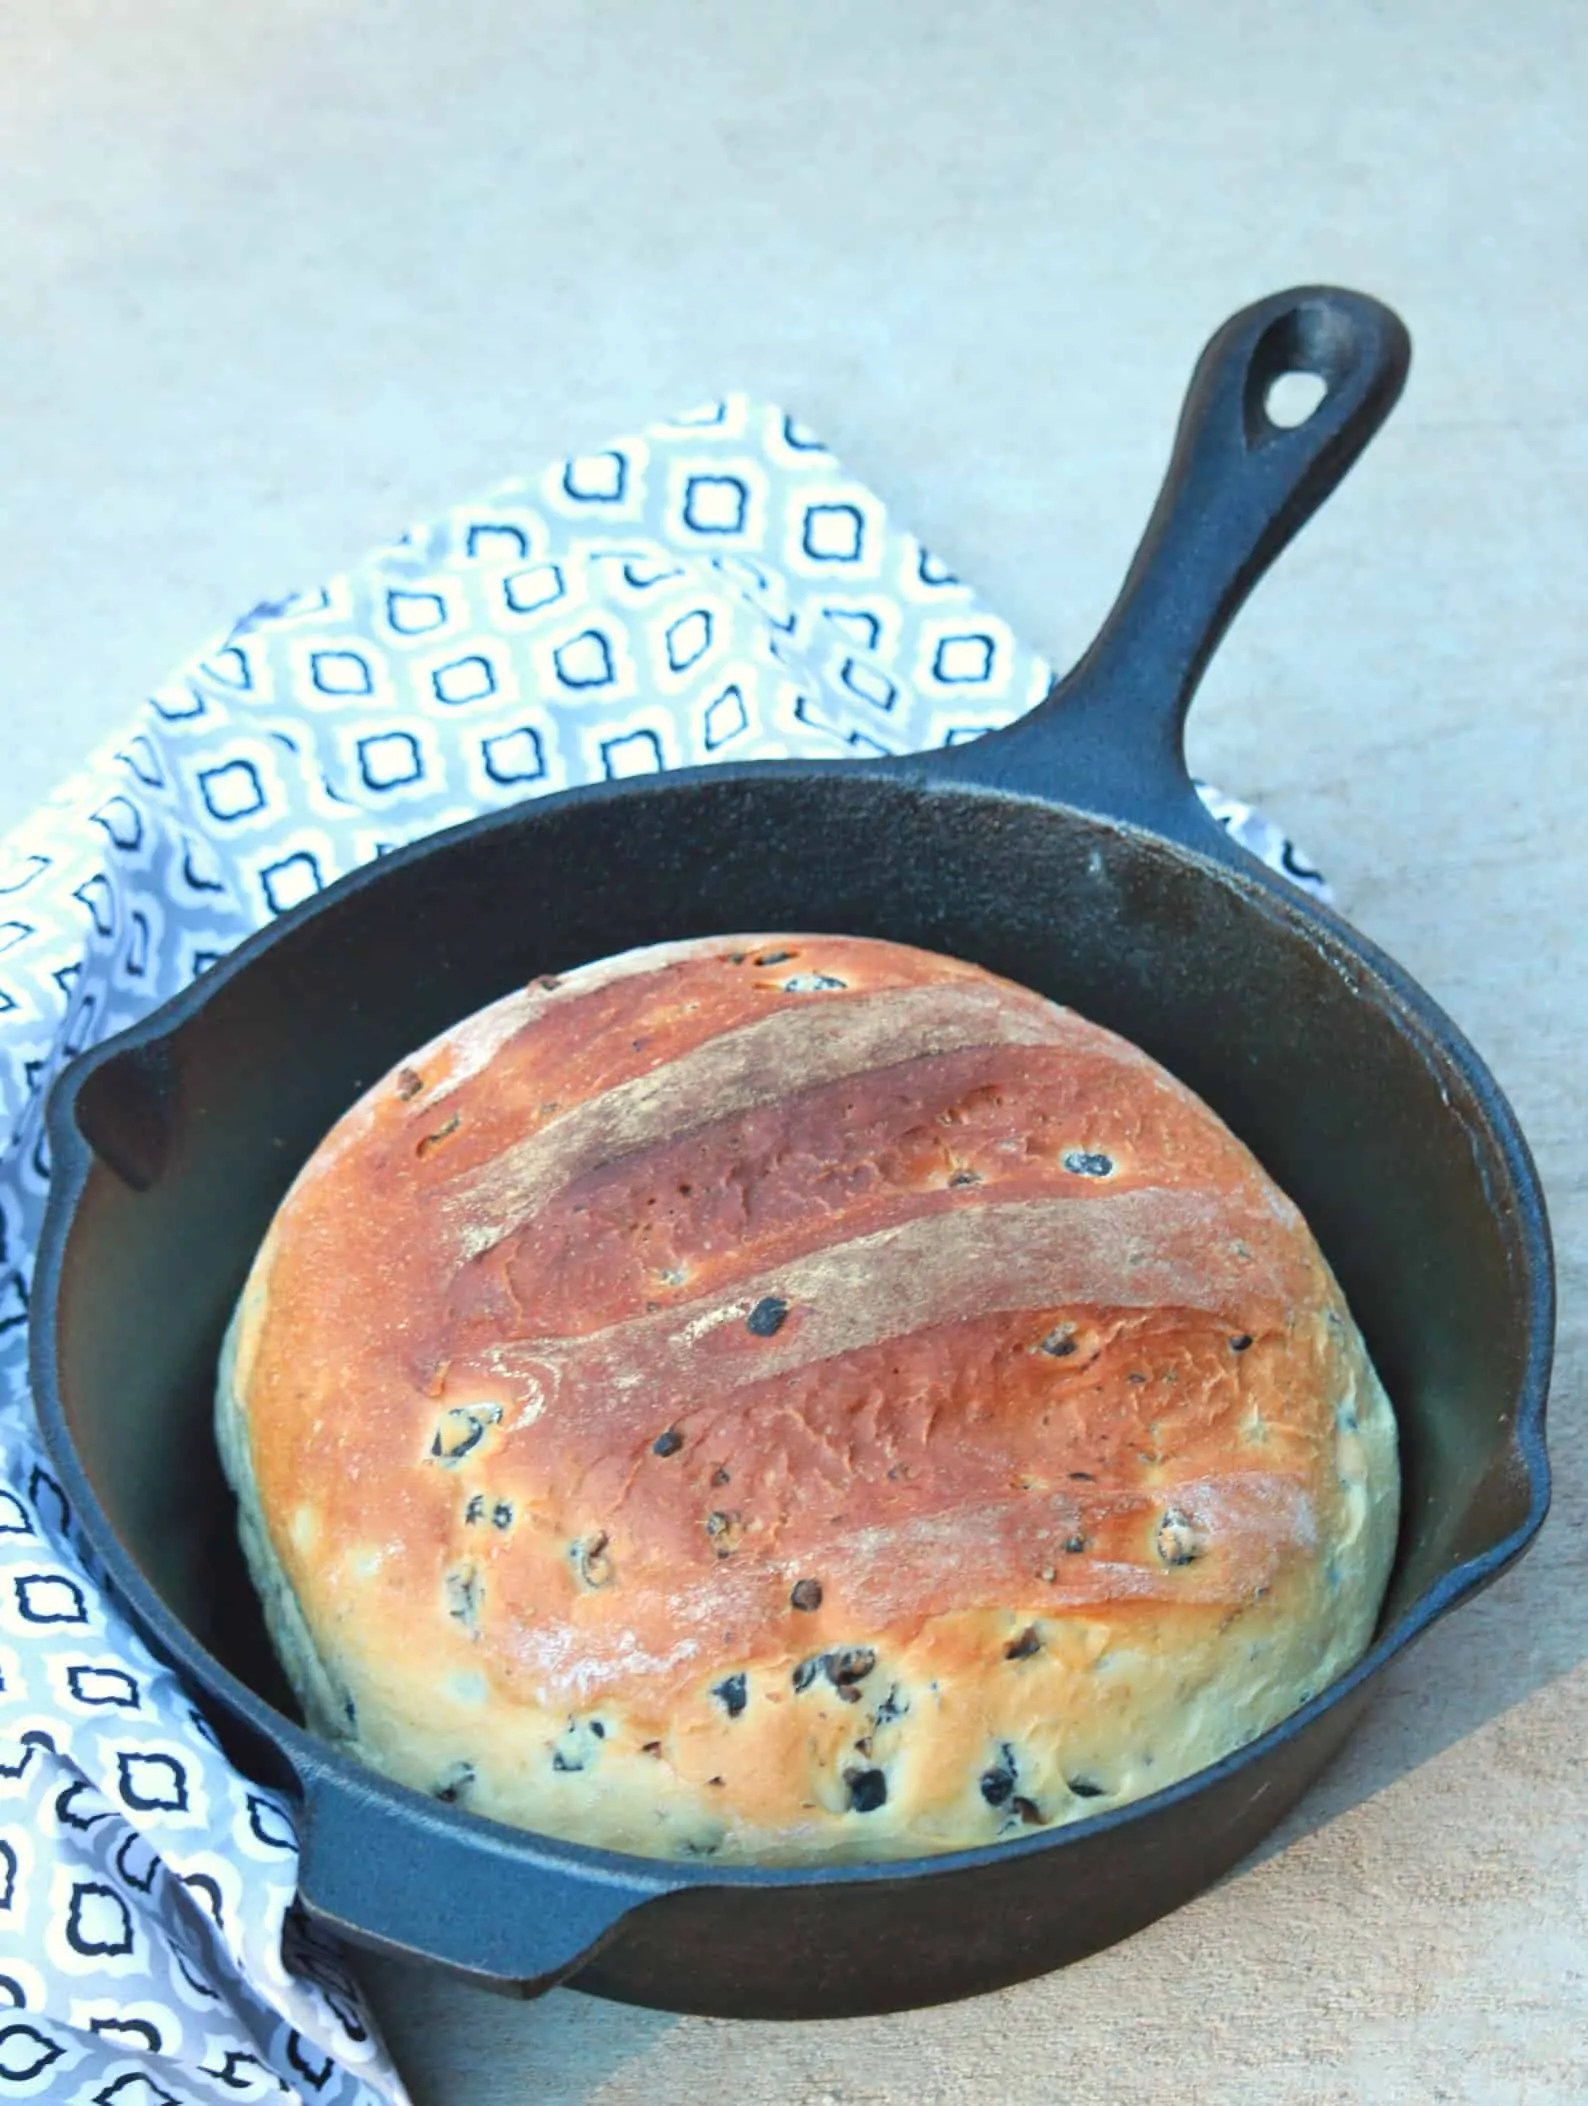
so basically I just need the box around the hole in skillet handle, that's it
[1262,370,1328,430]
[1241,299,1364,449]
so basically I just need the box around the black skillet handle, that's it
[293,1760,667,1994]
[927,286,1411,857]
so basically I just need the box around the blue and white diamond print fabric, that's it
[0,394,1327,2105]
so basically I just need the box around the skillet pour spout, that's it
[32,285,1553,2020]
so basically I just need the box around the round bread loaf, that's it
[217,933,1398,1864]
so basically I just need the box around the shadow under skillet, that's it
[356,1952,676,2106]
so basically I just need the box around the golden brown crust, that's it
[223,934,1398,1861]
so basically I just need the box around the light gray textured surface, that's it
[4,3,1585,2101]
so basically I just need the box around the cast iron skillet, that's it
[33,287,1553,2022]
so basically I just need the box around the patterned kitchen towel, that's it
[0,395,1326,2105]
